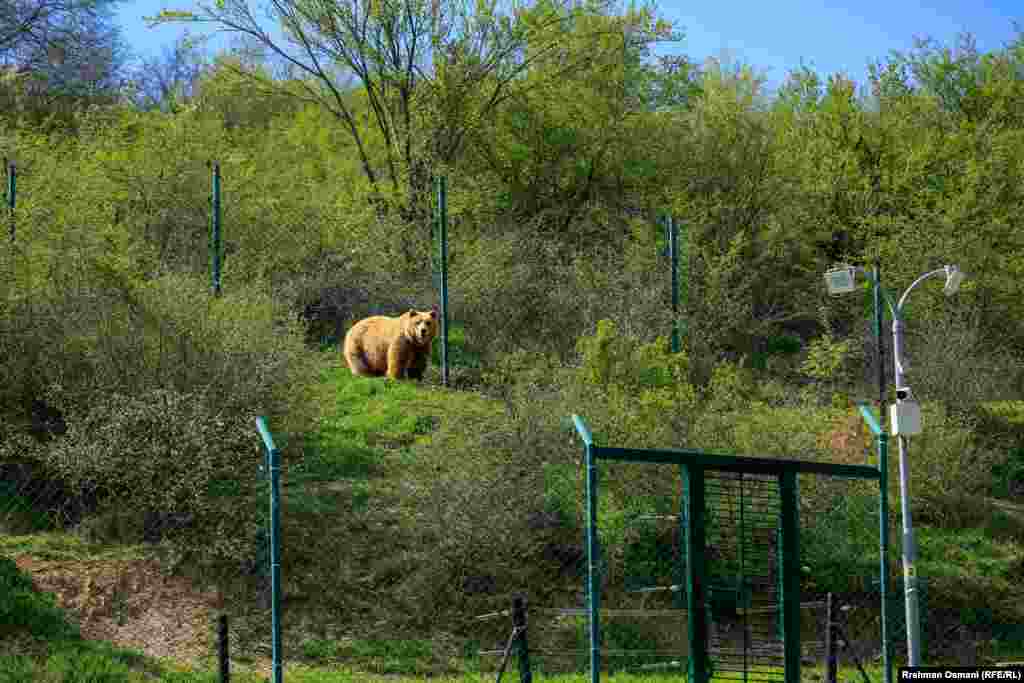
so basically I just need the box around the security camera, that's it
[895,387,912,401]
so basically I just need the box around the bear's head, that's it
[403,308,438,345]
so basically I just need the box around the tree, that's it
[128,34,209,113]
[455,2,680,240]
[147,0,673,267]
[0,0,130,126]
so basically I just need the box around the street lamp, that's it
[824,262,965,667]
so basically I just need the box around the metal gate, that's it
[704,471,784,682]
[573,413,884,683]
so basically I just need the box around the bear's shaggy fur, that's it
[343,309,438,380]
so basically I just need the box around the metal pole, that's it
[825,592,837,683]
[779,471,801,683]
[257,417,284,683]
[892,317,922,665]
[668,215,680,353]
[218,614,230,683]
[585,438,601,683]
[212,161,222,296]
[874,263,885,415]
[874,263,893,683]
[879,430,892,676]
[513,595,532,683]
[270,440,282,683]
[437,175,449,386]
[684,464,708,683]
[6,159,15,243]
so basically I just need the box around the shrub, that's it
[1,267,317,562]
[902,403,1002,526]
[40,388,263,561]
[452,218,676,364]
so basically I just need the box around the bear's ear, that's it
[406,309,416,317]
[429,307,438,319]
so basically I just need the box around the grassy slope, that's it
[4,346,1024,679]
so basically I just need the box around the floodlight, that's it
[943,265,964,296]
[824,265,858,295]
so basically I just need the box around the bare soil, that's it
[14,554,229,668]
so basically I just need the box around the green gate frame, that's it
[571,414,885,683]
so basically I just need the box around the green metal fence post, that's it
[668,215,680,354]
[684,464,708,683]
[436,175,450,386]
[586,439,600,683]
[779,471,800,683]
[6,158,15,243]
[256,418,282,683]
[879,431,892,679]
[218,614,230,683]
[825,592,838,683]
[513,594,532,683]
[675,464,686,610]
[572,415,601,683]
[211,161,222,296]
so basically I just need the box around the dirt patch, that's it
[14,554,223,666]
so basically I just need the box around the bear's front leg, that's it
[386,341,406,379]
[407,353,427,380]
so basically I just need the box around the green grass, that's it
[0,553,204,682]
[919,526,1024,587]
[0,532,149,563]
[916,525,1024,631]
[304,352,500,479]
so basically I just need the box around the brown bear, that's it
[343,308,438,380]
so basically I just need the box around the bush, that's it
[40,388,262,560]
[452,218,677,364]
[0,266,317,561]
[901,403,1002,526]
[975,401,1024,498]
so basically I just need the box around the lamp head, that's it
[825,265,858,295]
[943,264,964,296]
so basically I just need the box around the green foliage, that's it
[299,638,436,675]
[0,556,77,641]
[542,462,579,527]
[1,10,1023,673]
[0,122,319,560]
[703,361,757,412]
[800,332,851,381]
[800,488,880,593]
[576,320,691,392]
[40,388,262,558]
[765,334,802,355]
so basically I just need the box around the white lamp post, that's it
[824,263,964,666]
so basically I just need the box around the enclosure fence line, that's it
[476,590,877,683]
[1,162,693,386]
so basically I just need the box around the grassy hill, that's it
[4,334,1024,680]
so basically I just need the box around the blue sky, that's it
[115,0,1021,92]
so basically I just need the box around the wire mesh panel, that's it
[704,471,785,683]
